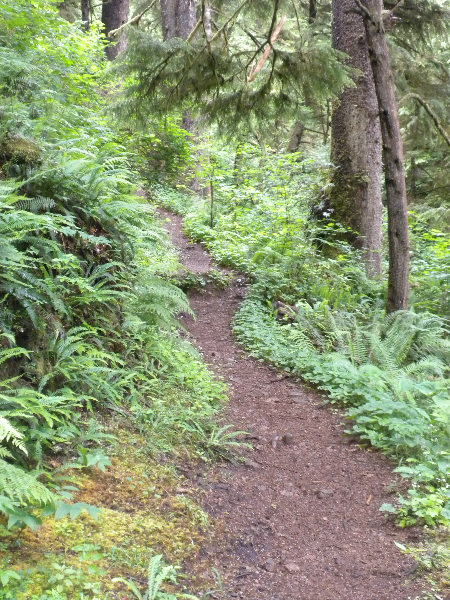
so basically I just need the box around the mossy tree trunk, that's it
[360,0,410,312]
[102,0,129,60]
[287,121,305,153]
[330,0,383,279]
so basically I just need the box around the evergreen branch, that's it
[208,0,251,46]
[402,93,450,148]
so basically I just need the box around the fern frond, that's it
[0,459,54,506]
[0,415,27,455]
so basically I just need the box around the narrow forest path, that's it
[160,209,425,600]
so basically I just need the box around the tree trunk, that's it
[330,0,383,278]
[102,0,129,60]
[360,0,410,312]
[203,1,213,39]
[309,0,317,22]
[409,156,418,199]
[287,121,305,153]
[160,0,196,41]
[160,0,199,188]
[81,0,90,30]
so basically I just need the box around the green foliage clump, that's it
[0,0,226,535]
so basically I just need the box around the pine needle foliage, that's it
[113,0,355,133]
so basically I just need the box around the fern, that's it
[0,415,27,455]
[113,554,199,600]
[0,459,54,507]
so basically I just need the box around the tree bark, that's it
[330,0,383,278]
[309,0,317,22]
[409,156,418,199]
[359,0,410,312]
[287,121,305,153]
[160,0,196,41]
[160,0,199,188]
[102,0,130,60]
[81,0,90,30]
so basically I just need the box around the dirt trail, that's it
[161,209,424,600]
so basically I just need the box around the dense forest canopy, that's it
[0,0,449,598]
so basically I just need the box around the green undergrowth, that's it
[0,2,233,598]
[396,528,450,596]
[150,152,450,533]
[168,268,233,293]
[0,422,213,600]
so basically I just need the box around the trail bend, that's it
[161,208,424,600]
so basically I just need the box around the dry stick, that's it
[382,0,404,19]
[109,0,157,37]
[247,15,287,82]
[402,93,450,148]
[186,18,203,42]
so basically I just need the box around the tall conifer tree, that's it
[330,0,383,278]
[102,0,129,59]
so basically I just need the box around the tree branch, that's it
[353,0,373,20]
[187,18,203,42]
[168,0,251,103]
[383,0,404,19]
[247,15,287,82]
[402,93,450,148]
[109,0,157,37]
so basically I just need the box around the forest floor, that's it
[160,208,427,600]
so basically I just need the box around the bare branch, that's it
[383,0,404,19]
[109,0,157,37]
[187,18,203,42]
[353,0,375,21]
[247,15,287,82]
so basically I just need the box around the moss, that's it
[0,133,42,166]
[0,424,210,599]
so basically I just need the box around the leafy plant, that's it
[113,554,199,600]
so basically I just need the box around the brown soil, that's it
[160,209,425,600]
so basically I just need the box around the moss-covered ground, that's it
[0,422,214,599]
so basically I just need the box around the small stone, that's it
[213,482,231,491]
[292,398,307,405]
[284,561,301,574]
[261,558,277,572]
[281,433,295,446]
[316,488,334,499]
[271,436,280,449]
[403,563,418,575]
